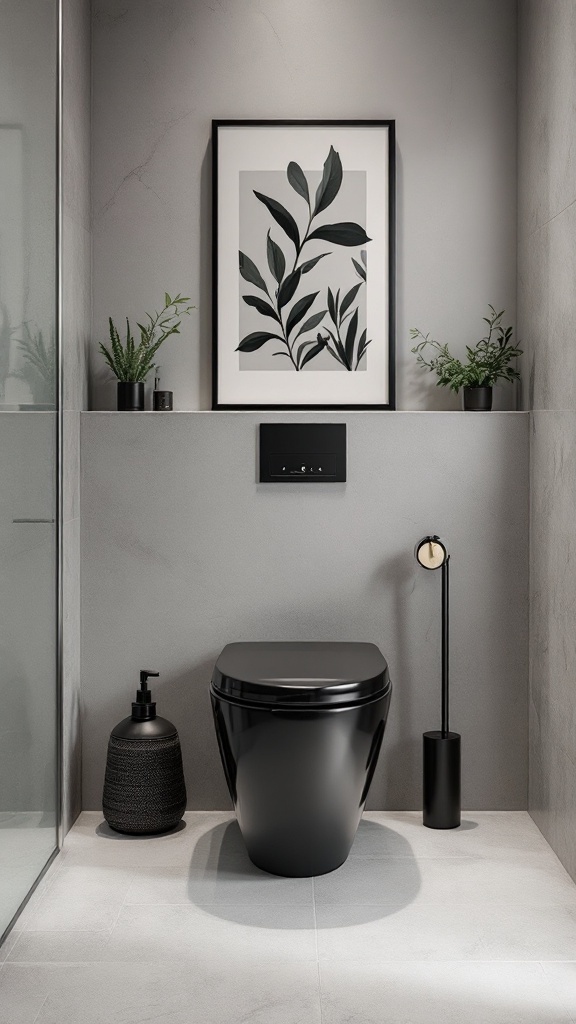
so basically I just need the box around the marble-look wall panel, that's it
[61,0,91,834]
[80,412,529,812]
[90,0,517,411]
[518,1,576,880]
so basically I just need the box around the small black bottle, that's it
[102,670,187,835]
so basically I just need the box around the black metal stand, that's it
[423,556,461,829]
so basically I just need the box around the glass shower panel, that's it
[0,0,59,936]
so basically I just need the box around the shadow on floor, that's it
[188,817,421,928]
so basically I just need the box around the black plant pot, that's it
[463,386,492,411]
[117,381,144,411]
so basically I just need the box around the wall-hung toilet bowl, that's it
[210,641,392,877]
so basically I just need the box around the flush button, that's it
[259,424,346,483]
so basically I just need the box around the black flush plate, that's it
[259,423,346,482]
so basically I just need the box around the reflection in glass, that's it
[0,0,59,938]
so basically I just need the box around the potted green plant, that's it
[100,292,194,410]
[410,305,522,411]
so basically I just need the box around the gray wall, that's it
[81,412,529,811]
[518,1,576,879]
[61,0,91,834]
[90,0,518,412]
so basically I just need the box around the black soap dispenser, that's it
[102,670,187,835]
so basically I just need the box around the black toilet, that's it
[210,641,392,877]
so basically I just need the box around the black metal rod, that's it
[441,557,449,737]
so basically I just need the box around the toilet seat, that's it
[211,640,391,708]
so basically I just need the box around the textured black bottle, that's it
[102,670,187,835]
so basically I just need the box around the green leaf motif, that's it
[327,287,337,324]
[253,191,300,250]
[344,308,359,368]
[300,253,329,274]
[300,334,327,369]
[266,232,286,284]
[313,146,343,216]
[287,162,310,204]
[278,269,301,309]
[339,284,362,321]
[294,309,327,340]
[237,331,282,352]
[308,222,371,247]
[239,252,268,293]
[286,292,319,337]
[242,294,281,323]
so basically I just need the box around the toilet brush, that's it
[415,536,461,829]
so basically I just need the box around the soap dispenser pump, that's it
[102,670,187,835]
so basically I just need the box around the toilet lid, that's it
[211,641,390,708]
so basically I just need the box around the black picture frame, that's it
[212,119,396,410]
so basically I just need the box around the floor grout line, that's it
[31,993,49,1024]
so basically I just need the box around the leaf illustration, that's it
[313,146,343,216]
[300,333,327,369]
[295,339,315,368]
[339,284,362,321]
[308,222,371,247]
[356,329,371,368]
[287,162,310,204]
[242,294,282,323]
[294,309,327,340]
[278,269,301,308]
[239,251,268,292]
[266,231,286,284]
[352,258,366,282]
[360,249,367,266]
[300,253,329,274]
[237,331,283,352]
[253,191,300,250]
[327,287,337,324]
[286,292,319,337]
[344,308,359,368]
[326,327,348,366]
[324,343,346,366]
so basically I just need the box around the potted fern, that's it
[410,305,522,411]
[100,292,194,410]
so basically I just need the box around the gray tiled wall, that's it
[80,411,529,812]
[518,1,576,880]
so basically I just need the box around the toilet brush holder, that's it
[415,536,461,830]
[423,730,461,829]
[102,670,187,835]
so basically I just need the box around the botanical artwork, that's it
[213,120,394,409]
[238,147,372,373]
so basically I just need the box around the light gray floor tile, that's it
[61,811,234,867]
[42,865,135,903]
[0,961,322,1024]
[21,898,120,933]
[125,861,314,906]
[319,961,572,1023]
[354,811,554,859]
[482,905,576,961]
[7,930,112,963]
[314,852,576,907]
[104,903,317,964]
[541,963,576,1023]
[0,963,49,1024]
[9,904,317,964]
[4,811,576,1022]
[315,903,489,961]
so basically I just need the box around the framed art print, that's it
[212,120,395,409]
